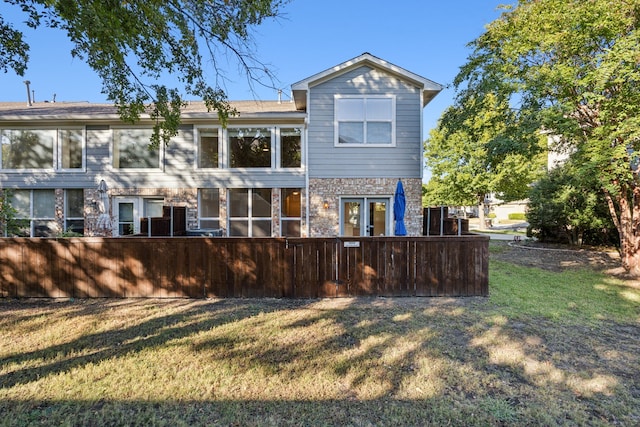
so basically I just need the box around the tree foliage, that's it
[527,160,617,246]
[441,0,640,272]
[1,0,288,147]
[424,92,545,221]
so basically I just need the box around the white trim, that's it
[194,125,222,169]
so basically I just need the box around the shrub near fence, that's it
[0,236,489,298]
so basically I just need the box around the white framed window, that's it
[195,127,221,168]
[198,188,220,229]
[228,127,272,168]
[64,189,84,235]
[0,127,85,170]
[278,128,302,168]
[280,188,302,237]
[112,128,162,169]
[228,188,272,236]
[334,95,395,146]
[9,189,58,237]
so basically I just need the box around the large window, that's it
[199,188,220,229]
[112,128,160,169]
[335,96,395,145]
[0,128,83,170]
[65,189,84,235]
[229,128,271,168]
[10,189,58,237]
[197,128,220,168]
[281,188,302,237]
[228,188,272,236]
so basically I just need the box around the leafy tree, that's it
[1,0,288,147]
[0,190,19,237]
[424,92,545,227]
[446,0,640,273]
[527,160,617,246]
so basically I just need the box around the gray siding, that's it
[307,66,423,179]
[0,124,305,190]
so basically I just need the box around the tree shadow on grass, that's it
[0,298,639,426]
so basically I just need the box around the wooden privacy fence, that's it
[0,236,489,298]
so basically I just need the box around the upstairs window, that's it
[229,128,271,168]
[196,127,220,168]
[280,128,302,168]
[112,128,160,169]
[334,96,395,146]
[0,128,84,170]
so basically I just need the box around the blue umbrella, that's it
[394,180,407,236]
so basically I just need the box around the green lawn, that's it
[0,247,638,426]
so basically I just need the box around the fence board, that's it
[0,236,488,298]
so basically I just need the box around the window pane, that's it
[366,98,392,120]
[11,190,31,217]
[229,220,249,236]
[11,219,30,237]
[143,199,164,217]
[200,219,220,229]
[119,203,134,222]
[34,220,57,237]
[60,129,83,169]
[33,190,55,218]
[338,122,364,144]
[252,189,271,217]
[229,188,248,217]
[1,129,54,169]
[229,128,271,168]
[367,122,392,144]
[281,128,301,168]
[65,219,84,235]
[198,129,219,168]
[252,220,272,237]
[337,98,365,120]
[66,189,84,218]
[282,220,300,237]
[200,188,219,217]
[281,189,301,218]
[113,129,159,168]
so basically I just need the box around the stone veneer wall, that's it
[308,178,423,237]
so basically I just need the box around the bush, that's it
[508,213,526,220]
[487,213,497,219]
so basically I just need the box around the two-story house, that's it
[0,53,442,238]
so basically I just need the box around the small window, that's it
[229,128,271,168]
[280,128,302,168]
[335,96,395,145]
[281,188,302,237]
[112,129,160,169]
[65,189,84,235]
[199,188,220,229]
[197,128,219,168]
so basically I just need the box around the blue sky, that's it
[1,0,510,133]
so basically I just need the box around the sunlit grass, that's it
[0,255,638,426]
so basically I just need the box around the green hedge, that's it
[508,213,527,220]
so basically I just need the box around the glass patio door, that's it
[341,198,389,236]
[114,198,139,236]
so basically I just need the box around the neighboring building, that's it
[0,53,442,238]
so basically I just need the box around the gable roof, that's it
[291,52,443,110]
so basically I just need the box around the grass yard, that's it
[0,242,639,426]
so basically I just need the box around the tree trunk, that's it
[604,187,640,275]
[478,194,488,230]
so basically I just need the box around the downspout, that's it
[304,109,310,238]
